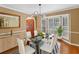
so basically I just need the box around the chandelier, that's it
[33,4,42,16]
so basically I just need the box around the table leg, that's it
[36,44,40,54]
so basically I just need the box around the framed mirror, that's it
[0,13,20,28]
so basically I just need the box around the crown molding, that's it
[0,5,29,15]
[47,5,79,15]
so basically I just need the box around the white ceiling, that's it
[0,4,79,15]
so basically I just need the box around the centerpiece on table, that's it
[38,32,45,38]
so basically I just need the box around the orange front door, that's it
[26,19,34,37]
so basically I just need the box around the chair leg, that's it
[53,44,57,54]
[52,49,55,54]
[55,44,58,53]
[40,49,42,54]
[57,42,60,54]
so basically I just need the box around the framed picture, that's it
[0,13,20,28]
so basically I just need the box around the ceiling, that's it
[0,4,79,15]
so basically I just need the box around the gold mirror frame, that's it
[0,12,20,28]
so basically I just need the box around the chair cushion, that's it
[25,45,35,54]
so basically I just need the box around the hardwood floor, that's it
[0,47,19,54]
[1,39,79,54]
[60,40,79,54]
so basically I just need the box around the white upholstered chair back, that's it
[34,30,38,36]
[26,31,31,39]
[16,38,25,54]
[51,35,57,48]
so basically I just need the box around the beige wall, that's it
[0,7,28,53]
[47,8,79,45]
[71,33,79,44]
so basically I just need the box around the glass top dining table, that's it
[31,36,43,54]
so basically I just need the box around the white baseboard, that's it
[62,39,79,47]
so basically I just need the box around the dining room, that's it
[0,4,79,54]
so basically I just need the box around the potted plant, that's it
[56,25,63,39]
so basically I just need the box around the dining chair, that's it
[49,34,60,54]
[34,30,38,37]
[40,34,58,54]
[25,31,32,41]
[16,38,35,54]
